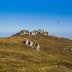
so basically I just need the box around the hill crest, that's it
[11,29,48,37]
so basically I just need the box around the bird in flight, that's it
[57,21,60,23]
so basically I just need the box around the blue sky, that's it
[0,0,72,38]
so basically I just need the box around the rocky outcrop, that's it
[30,30,38,35]
[11,29,48,37]
[19,30,29,35]
[11,30,29,37]
[23,40,40,51]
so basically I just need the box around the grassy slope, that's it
[0,35,72,72]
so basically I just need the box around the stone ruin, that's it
[23,40,40,51]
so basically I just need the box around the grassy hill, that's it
[0,34,72,72]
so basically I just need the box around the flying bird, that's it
[57,21,60,23]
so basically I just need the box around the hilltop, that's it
[0,29,72,72]
[11,29,48,37]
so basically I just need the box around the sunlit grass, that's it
[0,35,72,72]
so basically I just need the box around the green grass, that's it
[0,35,72,72]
